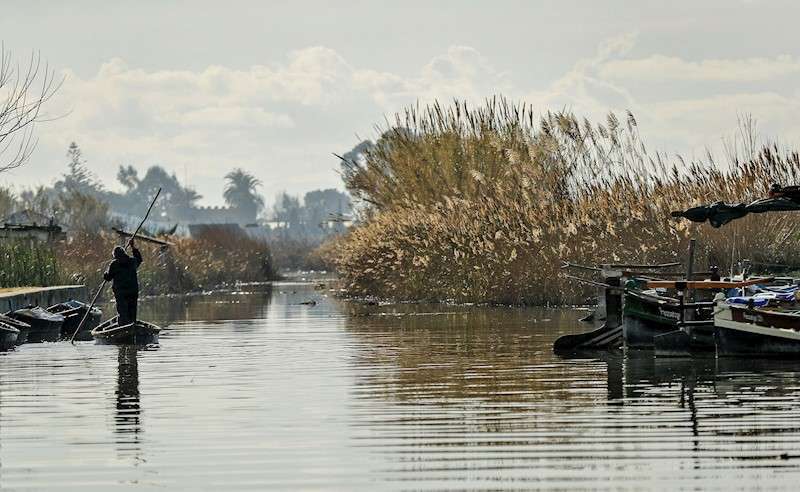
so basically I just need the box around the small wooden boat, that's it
[0,314,31,345]
[6,306,64,343]
[48,300,102,341]
[0,321,19,351]
[91,316,160,345]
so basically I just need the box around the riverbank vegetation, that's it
[0,140,350,292]
[333,98,800,305]
[0,227,274,297]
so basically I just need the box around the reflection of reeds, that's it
[335,98,800,305]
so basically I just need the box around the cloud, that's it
[517,34,800,154]
[522,33,639,119]
[21,45,513,204]
[14,37,800,206]
[600,54,800,82]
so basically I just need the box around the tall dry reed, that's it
[57,229,276,298]
[335,98,800,305]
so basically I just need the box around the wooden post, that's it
[683,239,696,334]
[601,267,623,329]
[685,239,696,294]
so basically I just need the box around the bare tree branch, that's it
[0,43,63,173]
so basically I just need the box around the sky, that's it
[1,0,799,206]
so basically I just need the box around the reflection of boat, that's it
[114,345,145,462]
[7,306,64,343]
[0,321,19,350]
[115,345,142,449]
[48,300,102,341]
[715,300,800,357]
[92,316,161,345]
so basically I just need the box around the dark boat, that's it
[0,321,19,351]
[48,300,102,341]
[6,306,64,343]
[0,314,31,345]
[91,316,161,345]
[623,289,714,350]
[715,298,800,357]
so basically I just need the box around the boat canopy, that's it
[725,283,800,306]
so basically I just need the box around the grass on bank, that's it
[0,227,277,298]
[333,98,800,305]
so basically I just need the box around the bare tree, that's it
[0,44,62,172]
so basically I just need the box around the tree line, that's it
[1,142,351,238]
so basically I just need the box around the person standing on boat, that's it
[103,240,143,326]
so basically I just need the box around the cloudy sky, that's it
[2,0,799,206]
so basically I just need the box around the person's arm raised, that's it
[131,244,143,268]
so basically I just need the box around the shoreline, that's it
[0,285,88,312]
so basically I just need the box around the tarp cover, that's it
[672,197,800,228]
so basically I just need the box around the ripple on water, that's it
[3,285,800,489]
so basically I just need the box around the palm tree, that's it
[223,168,264,224]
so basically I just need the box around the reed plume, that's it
[334,98,800,305]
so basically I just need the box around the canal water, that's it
[3,282,800,490]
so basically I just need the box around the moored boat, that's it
[623,289,715,350]
[48,300,102,341]
[0,314,31,345]
[6,306,64,343]
[715,297,800,357]
[91,316,160,345]
[0,321,19,351]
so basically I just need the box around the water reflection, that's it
[115,345,142,461]
[342,300,800,486]
[112,283,274,327]
[5,285,800,489]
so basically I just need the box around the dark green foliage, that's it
[0,241,62,288]
[224,168,264,224]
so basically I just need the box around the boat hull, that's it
[653,328,715,357]
[6,308,63,343]
[716,305,800,358]
[623,291,715,351]
[49,303,102,341]
[0,315,30,345]
[553,322,622,353]
[0,324,19,351]
[91,317,160,345]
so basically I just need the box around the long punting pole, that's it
[70,188,162,344]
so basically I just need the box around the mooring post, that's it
[683,239,696,334]
[685,239,696,296]
[601,268,623,329]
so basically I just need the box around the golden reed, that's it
[333,98,800,305]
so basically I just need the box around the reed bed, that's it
[4,229,277,297]
[0,241,62,288]
[334,98,800,305]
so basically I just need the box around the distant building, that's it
[0,209,65,242]
[183,206,244,225]
[110,205,253,237]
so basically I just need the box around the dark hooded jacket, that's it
[103,246,142,296]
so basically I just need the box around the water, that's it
[3,283,800,490]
